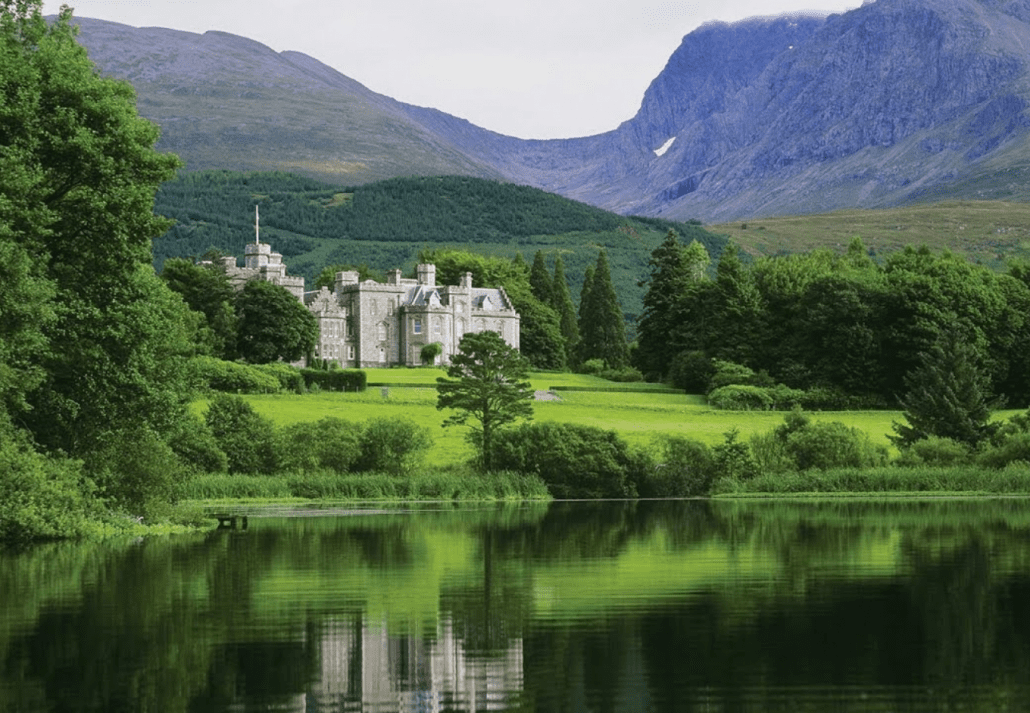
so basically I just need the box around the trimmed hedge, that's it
[190,356,281,393]
[300,368,367,392]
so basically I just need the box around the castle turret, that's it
[417,264,436,287]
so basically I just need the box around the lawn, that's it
[206,371,981,468]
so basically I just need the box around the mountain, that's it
[70,0,1030,222]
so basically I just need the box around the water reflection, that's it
[2,499,1030,712]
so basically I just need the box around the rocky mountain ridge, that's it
[71,0,1030,222]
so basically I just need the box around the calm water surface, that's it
[3,499,1030,712]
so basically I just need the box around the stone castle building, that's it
[220,236,520,368]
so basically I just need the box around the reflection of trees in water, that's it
[7,502,1030,711]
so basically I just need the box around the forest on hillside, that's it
[152,171,726,317]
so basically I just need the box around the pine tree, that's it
[529,250,554,305]
[578,250,629,368]
[551,253,579,365]
[636,231,709,379]
[891,326,999,448]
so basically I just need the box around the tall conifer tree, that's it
[551,254,579,365]
[578,250,629,368]
[529,250,554,305]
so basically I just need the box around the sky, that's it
[41,0,861,139]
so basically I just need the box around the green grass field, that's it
[196,368,1019,468]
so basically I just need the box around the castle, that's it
[218,231,520,368]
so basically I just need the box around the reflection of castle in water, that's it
[301,615,523,712]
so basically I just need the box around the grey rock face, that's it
[69,0,1030,221]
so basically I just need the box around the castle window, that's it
[413,318,422,335]
[378,322,387,341]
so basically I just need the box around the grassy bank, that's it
[712,464,1030,496]
[179,470,550,502]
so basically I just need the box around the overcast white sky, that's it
[41,0,860,139]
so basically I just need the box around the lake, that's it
[2,498,1030,712]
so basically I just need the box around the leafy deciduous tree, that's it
[235,280,318,364]
[436,331,534,471]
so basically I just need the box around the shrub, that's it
[784,421,887,471]
[978,432,1030,470]
[712,429,759,481]
[708,384,773,410]
[300,368,367,392]
[896,436,972,467]
[490,422,640,499]
[597,365,644,382]
[637,436,716,497]
[708,360,760,390]
[279,417,362,474]
[357,417,433,476]
[0,429,94,542]
[255,362,305,393]
[87,428,184,516]
[668,350,715,393]
[190,355,281,393]
[167,414,228,475]
[204,394,278,474]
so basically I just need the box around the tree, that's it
[891,325,999,448]
[436,331,534,471]
[235,280,318,364]
[3,1,190,470]
[161,258,237,358]
[529,250,554,305]
[636,231,700,379]
[551,254,580,365]
[577,250,629,368]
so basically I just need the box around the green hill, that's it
[153,171,727,318]
[711,200,1030,270]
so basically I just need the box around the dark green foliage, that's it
[0,424,94,542]
[551,254,580,364]
[300,368,366,392]
[437,331,534,471]
[529,251,554,305]
[667,351,716,393]
[895,436,972,468]
[161,258,237,358]
[166,415,228,475]
[636,436,716,497]
[420,342,443,366]
[254,362,306,393]
[891,326,999,448]
[356,417,432,476]
[190,356,282,393]
[489,422,642,499]
[712,429,758,481]
[204,395,278,475]
[636,232,710,379]
[577,250,629,368]
[708,384,805,411]
[235,280,318,364]
[87,428,185,516]
[279,418,362,474]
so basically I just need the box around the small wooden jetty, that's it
[211,513,248,530]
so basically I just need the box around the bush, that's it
[190,355,281,393]
[279,417,362,474]
[759,410,888,472]
[204,394,278,474]
[637,436,716,497]
[896,436,972,467]
[667,350,715,393]
[978,432,1030,470]
[708,384,773,410]
[356,417,433,476]
[255,362,305,393]
[597,366,644,382]
[167,414,228,475]
[0,429,94,542]
[87,428,184,516]
[300,368,367,392]
[712,429,759,481]
[490,422,641,499]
